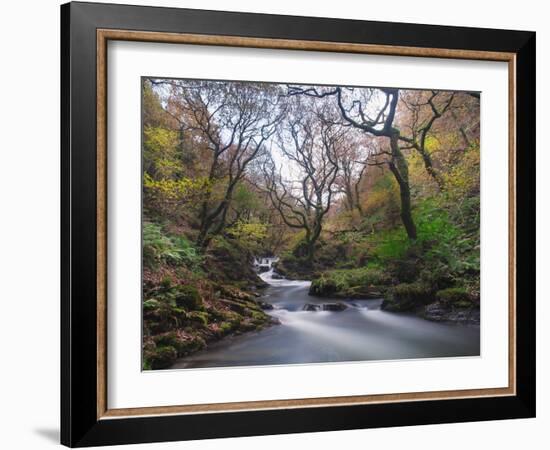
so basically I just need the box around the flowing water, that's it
[173,267,480,369]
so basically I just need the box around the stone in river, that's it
[303,303,321,311]
[322,303,348,311]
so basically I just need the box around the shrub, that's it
[143,299,160,312]
[143,221,202,269]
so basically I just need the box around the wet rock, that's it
[303,303,321,311]
[271,272,284,280]
[422,301,480,325]
[258,301,274,310]
[381,282,434,312]
[422,302,448,321]
[322,302,348,311]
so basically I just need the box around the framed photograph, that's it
[61,1,535,447]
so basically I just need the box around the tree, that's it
[334,134,375,215]
[261,101,341,264]
[399,90,455,190]
[287,85,418,239]
[150,79,282,248]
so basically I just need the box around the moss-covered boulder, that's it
[436,287,473,308]
[152,331,206,357]
[175,285,202,310]
[147,346,178,370]
[418,287,479,324]
[381,282,434,312]
[309,277,338,296]
[309,266,391,298]
[186,310,210,327]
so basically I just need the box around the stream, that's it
[172,264,480,369]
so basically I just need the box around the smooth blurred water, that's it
[172,269,480,369]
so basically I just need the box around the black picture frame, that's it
[61,1,536,447]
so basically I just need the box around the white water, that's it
[173,264,479,369]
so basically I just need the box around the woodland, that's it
[141,78,481,370]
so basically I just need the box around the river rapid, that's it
[172,267,480,369]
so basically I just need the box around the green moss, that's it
[175,285,202,310]
[249,310,267,321]
[454,300,474,309]
[310,266,391,297]
[152,331,207,358]
[187,310,209,326]
[219,322,234,335]
[176,336,206,356]
[436,287,472,307]
[153,331,179,348]
[382,282,433,312]
[147,346,177,370]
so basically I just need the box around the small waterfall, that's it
[254,256,279,272]
[254,256,279,283]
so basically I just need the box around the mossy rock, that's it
[186,310,210,327]
[153,331,206,357]
[343,286,385,299]
[153,331,179,347]
[238,320,258,332]
[309,278,338,296]
[176,336,206,356]
[436,287,473,308]
[147,346,177,370]
[248,309,268,321]
[309,267,391,298]
[174,285,202,310]
[219,321,234,334]
[219,285,254,302]
[219,298,250,314]
[382,282,434,312]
